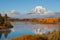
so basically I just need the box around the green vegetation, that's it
[11,28,60,40]
[0,14,13,29]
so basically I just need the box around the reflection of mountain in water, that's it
[12,22,59,35]
[33,28,47,35]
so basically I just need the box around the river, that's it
[0,22,59,40]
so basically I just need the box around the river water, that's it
[0,22,59,40]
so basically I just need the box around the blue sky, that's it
[0,0,60,14]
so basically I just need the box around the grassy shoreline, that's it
[10,28,60,40]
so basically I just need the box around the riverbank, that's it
[10,17,60,24]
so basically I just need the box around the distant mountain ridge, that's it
[0,6,60,19]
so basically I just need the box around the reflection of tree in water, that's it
[0,13,13,39]
[0,29,11,38]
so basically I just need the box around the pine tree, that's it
[4,14,8,21]
[0,14,4,25]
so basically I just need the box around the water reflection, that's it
[12,22,59,33]
[0,29,11,38]
[0,22,59,40]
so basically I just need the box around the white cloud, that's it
[0,10,20,18]
[43,11,55,15]
[11,10,17,14]
[7,10,20,18]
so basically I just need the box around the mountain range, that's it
[0,6,60,19]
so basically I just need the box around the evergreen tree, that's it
[4,14,8,21]
[0,14,4,25]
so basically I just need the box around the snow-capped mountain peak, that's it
[30,6,54,15]
[30,6,46,13]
